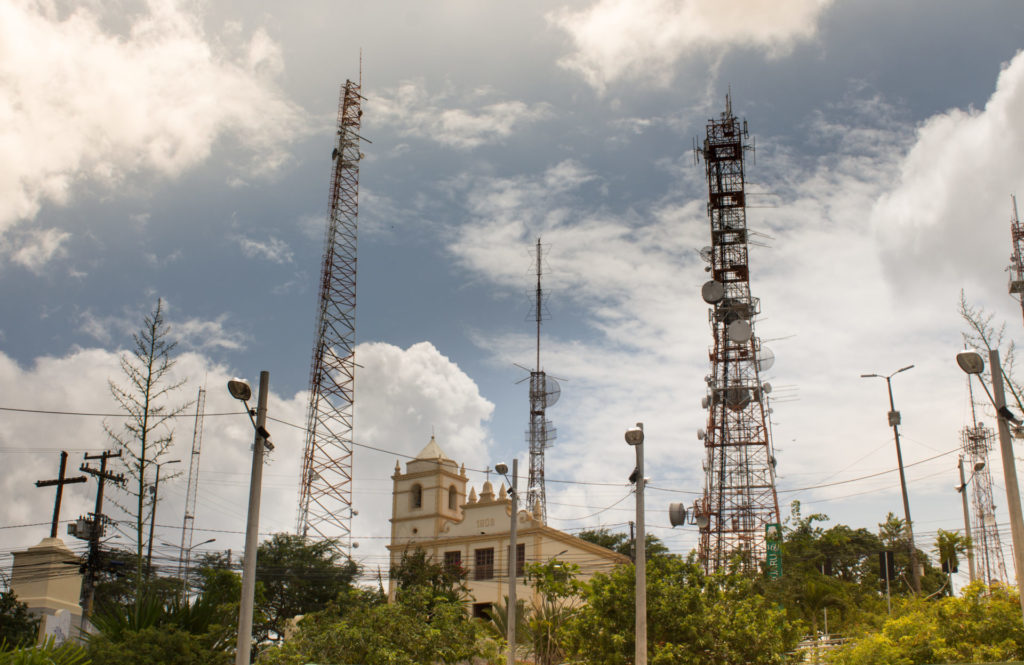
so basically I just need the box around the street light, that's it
[161,537,216,600]
[862,364,920,593]
[228,372,271,665]
[146,458,180,578]
[625,423,646,665]
[495,460,518,665]
[956,457,985,583]
[956,349,1024,624]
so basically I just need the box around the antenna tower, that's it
[694,95,781,573]
[526,238,559,523]
[297,79,364,552]
[1008,195,1024,325]
[962,380,1010,585]
[178,386,206,584]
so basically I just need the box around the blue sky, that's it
[3,0,1024,587]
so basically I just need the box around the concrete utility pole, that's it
[625,423,646,665]
[79,451,125,626]
[957,456,977,583]
[146,459,180,578]
[503,459,519,665]
[235,371,270,665]
[35,451,87,538]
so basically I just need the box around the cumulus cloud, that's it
[236,236,294,264]
[0,228,70,273]
[548,0,833,91]
[369,80,550,149]
[871,50,1024,295]
[0,0,309,248]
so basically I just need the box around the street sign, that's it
[765,523,782,580]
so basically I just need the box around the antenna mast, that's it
[694,95,781,573]
[297,79,364,553]
[178,386,206,584]
[527,238,558,523]
[1008,195,1024,325]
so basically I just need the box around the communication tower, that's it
[178,387,206,583]
[297,78,364,552]
[524,238,560,522]
[694,95,781,573]
[1008,195,1024,325]
[962,381,1010,586]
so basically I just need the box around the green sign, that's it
[765,523,782,580]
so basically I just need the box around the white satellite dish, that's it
[757,346,775,372]
[668,503,688,527]
[761,382,772,395]
[545,376,561,408]
[701,396,709,409]
[701,280,725,304]
[727,320,753,343]
[697,429,705,440]
[699,246,713,262]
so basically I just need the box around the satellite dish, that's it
[669,503,688,527]
[727,320,753,343]
[699,246,713,262]
[761,382,772,395]
[696,513,710,529]
[697,429,705,440]
[701,280,725,304]
[757,346,775,372]
[701,396,709,409]
[725,387,751,411]
[544,376,561,408]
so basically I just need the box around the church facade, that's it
[387,436,628,617]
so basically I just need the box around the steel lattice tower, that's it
[297,79,363,552]
[1008,196,1024,325]
[695,96,781,573]
[526,238,558,523]
[178,386,205,584]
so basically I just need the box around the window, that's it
[410,484,422,509]
[506,543,526,577]
[448,485,458,510]
[444,550,462,572]
[474,548,494,580]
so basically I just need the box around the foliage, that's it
[389,547,468,606]
[92,547,183,612]
[260,586,498,665]
[104,298,191,598]
[0,591,40,648]
[576,528,670,560]
[828,582,1024,664]
[934,529,970,592]
[0,637,89,665]
[522,558,584,665]
[255,534,359,644]
[563,554,800,665]
[959,290,1024,414]
[88,626,229,665]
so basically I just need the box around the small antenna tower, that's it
[297,78,365,553]
[962,378,1010,585]
[525,238,560,523]
[178,386,206,584]
[694,95,781,573]
[1008,195,1024,325]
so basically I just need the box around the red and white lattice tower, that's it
[1008,195,1024,326]
[695,95,781,573]
[297,79,364,552]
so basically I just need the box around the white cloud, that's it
[548,0,833,91]
[172,316,249,352]
[0,0,309,244]
[871,50,1024,296]
[369,80,550,149]
[0,227,70,272]
[236,236,294,264]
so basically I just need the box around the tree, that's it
[576,527,670,560]
[105,299,191,598]
[960,291,1024,413]
[934,529,970,595]
[0,590,39,647]
[522,558,584,665]
[255,534,359,644]
[389,547,468,607]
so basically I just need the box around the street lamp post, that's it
[228,372,272,665]
[956,457,985,583]
[146,458,180,577]
[625,423,646,665]
[862,365,921,594]
[162,537,216,600]
[495,460,518,665]
[956,349,1024,623]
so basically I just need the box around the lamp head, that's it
[956,350,985,375]
[625,423,644,446]
[495,463,509,476]
[974,461,986,472]
[227,378,252,401]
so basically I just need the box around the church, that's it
[387,436,629,618]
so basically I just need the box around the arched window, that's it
[411,484,422,509]
[448,485,458,510]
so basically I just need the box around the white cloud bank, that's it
[0,0,309,264]
[549,0,833,91]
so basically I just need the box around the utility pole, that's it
[146,459,180,578]
[35,451,87,538]
[625,423,646,665]
[78,451,125,627]
[957,456,977,583]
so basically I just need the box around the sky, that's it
[3,0,1024,591]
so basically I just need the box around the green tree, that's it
[88,626,229,665]
[0,590,40,648]
[0,637,89,664]
[934,529,969,586]
[576,528,670,560]
[255,534,358,644]
[389,547,468,606]
[522,558,584,665]
[105,299,191,599]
